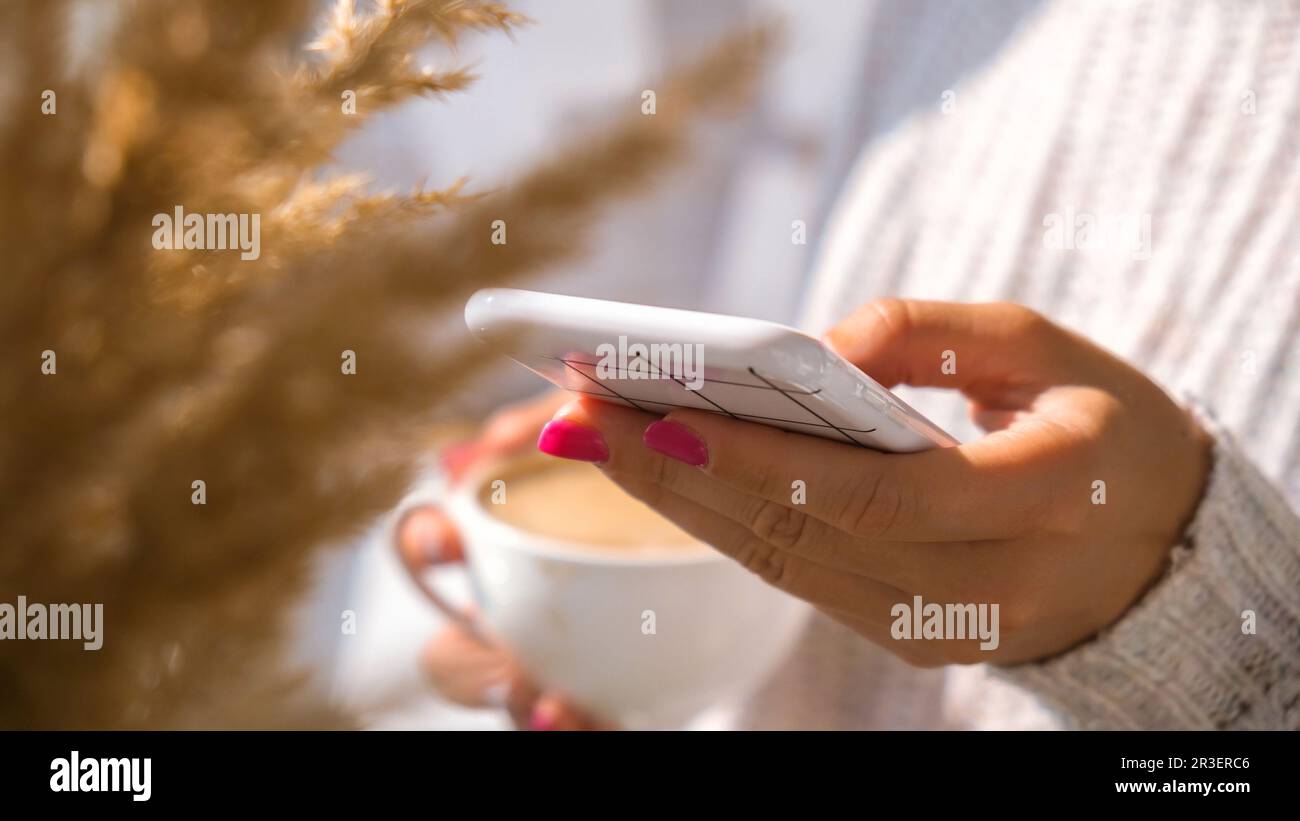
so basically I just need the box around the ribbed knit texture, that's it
[736,0,1300,730]
[1003,404,1300,729]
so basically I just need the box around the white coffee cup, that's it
[434,455,811,729]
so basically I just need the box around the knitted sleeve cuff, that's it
[996,405,1300,729]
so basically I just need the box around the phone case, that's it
[464,288,958,453]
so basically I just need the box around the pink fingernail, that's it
[528,705,556,731]
[643,420,708,467]
[537,419,608,463]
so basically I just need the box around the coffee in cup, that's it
[480,456,706,556]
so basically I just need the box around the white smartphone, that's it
[464,288,958,453]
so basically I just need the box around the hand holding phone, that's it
[489,296,1213,668]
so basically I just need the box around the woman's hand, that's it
[394,392,612,729]
[535,300,1213,666]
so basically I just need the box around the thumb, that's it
[822,299,1082,405]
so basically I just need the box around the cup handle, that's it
[409,565,487,642]
[391,483,488,643]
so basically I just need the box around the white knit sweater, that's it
[734,0,1300,730]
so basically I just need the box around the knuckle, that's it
[732,539,796,588]
[866,298,915,347]
[993,302,1051,340]
[840,471,911,538]
[752,457,789,501]
[868,297,913,331]
[749,499,811,552]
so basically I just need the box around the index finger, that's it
[641,407,1061,542]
